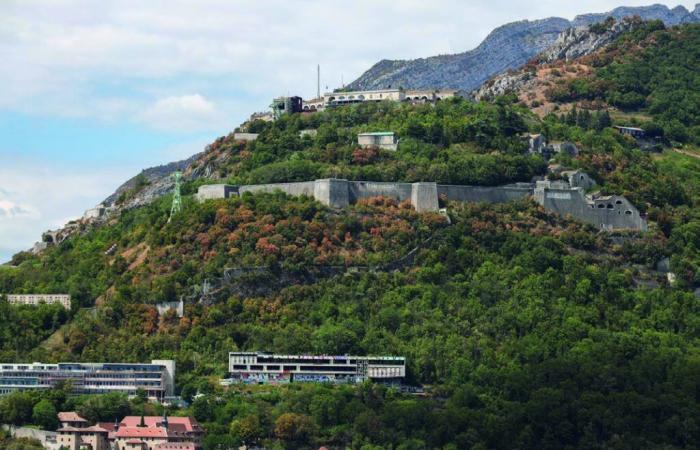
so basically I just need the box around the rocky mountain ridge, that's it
[473,17,643,102]
[347,3,700,93]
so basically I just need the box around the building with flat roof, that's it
[4,294,71,309]
[226,352,406,385]
[614,126,646,138]
[324,88,404,107]
[0,360,175,400]
[358,132,399,151]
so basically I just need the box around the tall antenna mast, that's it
[168,171,182,223]
[317,64,320,99]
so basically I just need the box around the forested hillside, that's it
[1,20,700,450]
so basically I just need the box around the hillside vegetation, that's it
[544,22,700,144]
[1,20,700,450]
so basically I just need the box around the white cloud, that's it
[2,0,695,126]
[138,94,223,132]
[0,199,37,218]
[0,160,138,263]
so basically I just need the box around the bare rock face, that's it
[348,4,699,93]
[473,17,642,101]
[540,17,641,63]
[347,17,570,93]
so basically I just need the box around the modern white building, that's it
[226,352,406,384]
[0,360,175,400]
[5,294,71,309]
[358,132,399,151]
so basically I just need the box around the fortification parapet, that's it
[196,184,238,201]
[412,183,439,212]
[314,179,350,208]
[195,176,647,231]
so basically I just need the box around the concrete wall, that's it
[240,181,316,198]
[591,196,648,231]
[349,180,413,204]
[563,170,596,190]
[438,184,533,203]
[196,177,646,231]
[411,183,439,212]
[2,425,59,450]
[195,184,238,201]
[358,133,398,151]
[233,133,259,141]
[535,186,647,231]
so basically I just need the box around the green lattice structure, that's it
[168,171,182,223]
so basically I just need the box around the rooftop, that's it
[58,412,87,423]
[120,416,203,433]
[358,132,395,136]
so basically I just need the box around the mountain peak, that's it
[347,4,698,93]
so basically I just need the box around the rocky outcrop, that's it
[347,17,570,92]
[473,17,642,100]
[540,17,642,62]
[348,4,700,93]
[103,153,200,209]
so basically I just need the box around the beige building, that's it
[55,413,203,450]
[358,132,399,151]
[233,132,259,142]
[5,294,71,309]
[324,88,404,107]
[404,89,459,102]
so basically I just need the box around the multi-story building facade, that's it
[4,294,71,309]
[0,360,175,400]
[226,352,405,384]
[53,413,203,450]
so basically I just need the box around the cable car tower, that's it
[168,171,182,223]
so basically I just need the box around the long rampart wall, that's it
[196,179,646,231]
[437,184,533,203]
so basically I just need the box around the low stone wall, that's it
[2,425,58,450]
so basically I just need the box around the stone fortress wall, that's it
[197,173,647,231]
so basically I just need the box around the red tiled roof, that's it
[83,425,109,433]
[115,426,169,438]
[97,422,118,432]
[58,412,87,422]
[119,416,203,433]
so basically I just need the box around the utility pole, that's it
[168,171,182,223]
[317,64,321,99]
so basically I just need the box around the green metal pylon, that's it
[168,171,182,223]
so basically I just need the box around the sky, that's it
[0,0,696,263]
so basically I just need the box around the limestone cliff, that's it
[347,3,700,92]
[473,17,643,102]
